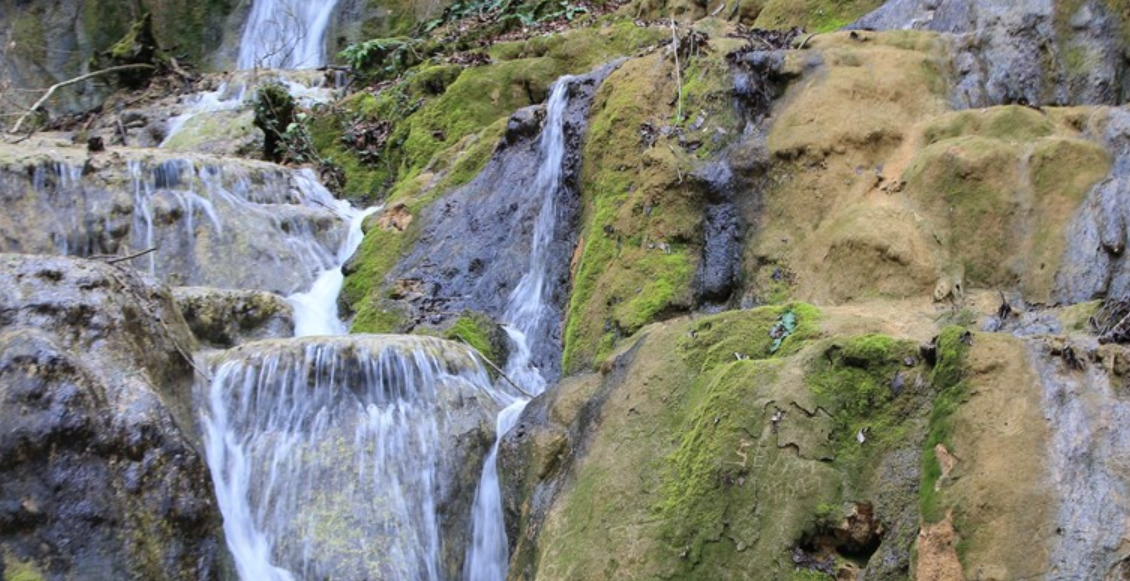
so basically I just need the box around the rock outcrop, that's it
[0,146,349,295]
[0,254,230,580]
[173,286,295,348]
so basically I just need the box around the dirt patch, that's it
[941,333,1056,578]
[915,511,963,581]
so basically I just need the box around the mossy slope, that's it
[507,305,956,580]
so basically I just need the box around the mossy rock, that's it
[338,24,668,329]
[563,43,742,374]
[904,106,1110,301]
[514,307,946,579]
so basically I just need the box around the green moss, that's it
[1030,137,1110,202]
[807,334,922,471]
[1,550,44,581]
[656,358,784,567]
[904,135,1022,286]
[678,304,821,373]
[440,311,503,366]
[922,106,1054,145]
[83,0,233,69]
[752,0,884,32]
[315,23,662,205]
[919,326,971,523]
[651,306,829,568]
[563,49,735,373]
[790,571,835,581]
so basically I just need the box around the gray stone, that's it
[172,286,295,348]
[0,253,231,580]
[851,0,1129,107]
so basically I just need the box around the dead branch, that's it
[99,246,158,264]
[10,64,155,134]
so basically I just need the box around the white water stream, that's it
[238,0,343,70]
[201,6,579,577]
[287,199,377,336]
[464,76,575,581]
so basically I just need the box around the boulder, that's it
[0,253,231,580]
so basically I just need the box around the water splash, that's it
[161,83,248,148]
[202,336,508,581]
[464,76,575,581]
[119,160,342,291]
[238,0,343,70]
[287,182,378,336]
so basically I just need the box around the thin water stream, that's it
[464,76,575,581]
[238,0,343,69]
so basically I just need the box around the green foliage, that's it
[919,326,972,522]
[424,0,592,37]
[253,83,332,179]
[340,38,431,82]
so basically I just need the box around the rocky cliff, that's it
[1,0,1130,579]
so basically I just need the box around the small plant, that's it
[339,38,426,82]
[253,83,324,166]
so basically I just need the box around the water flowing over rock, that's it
[238,0,344,69]
[289,203,377,337]
[0,254,230,580]
[379,62,621,383]
[851,0,1129,107]
[0,146,351,294]
[200,335,511,580]
[463,72,614,581]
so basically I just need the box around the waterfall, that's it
[202,337,508,581]
[238,0,343,70]
[286,177,378,337]
[464,76,575,581]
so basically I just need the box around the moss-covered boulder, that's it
[500,305,950,580]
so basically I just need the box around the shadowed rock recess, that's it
[3,0,1130,579]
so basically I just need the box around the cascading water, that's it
[202,337,509,581]
[464,76,575,581]
[287,200,378,336]
[238,0,343,70]
[121,160,343,292]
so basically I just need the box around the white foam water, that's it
[238,0,343,70]
[464,76,575,581]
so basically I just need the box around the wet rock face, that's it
[852,0,1129,107]
[380,63,620,382]
[0,146,348,295]
[0,0,239,116]
[1028,339,1130,578]
[173,286,295,348]
[1056,108,1130,302]
[0,254,230,580]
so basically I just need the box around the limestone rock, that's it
[173,286,295,348]
[0,253,230,580]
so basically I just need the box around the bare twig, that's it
[460,343,535,398]
[670,17,683,124]
[10,64,155,134]
[99,246,158,264]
